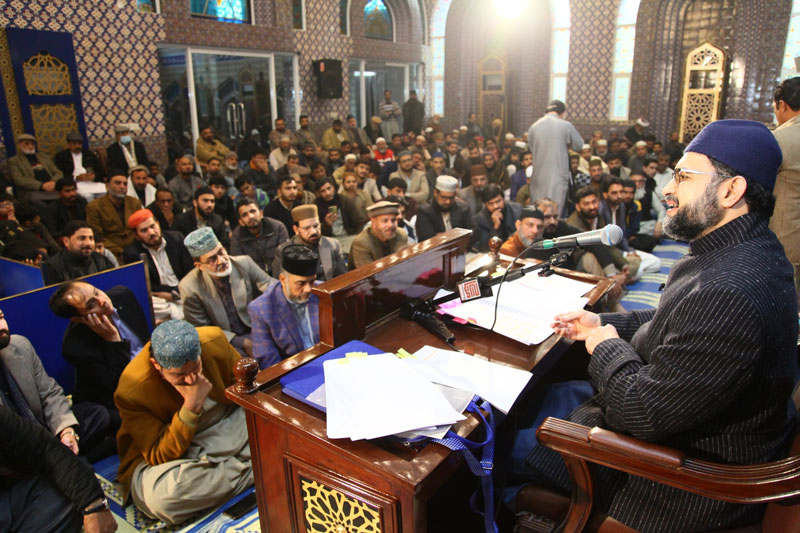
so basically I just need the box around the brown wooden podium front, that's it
[226,229,612,532]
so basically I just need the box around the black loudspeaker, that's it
[313,59,343,99]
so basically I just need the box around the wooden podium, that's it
[226,229,612,532]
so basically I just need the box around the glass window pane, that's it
[157,48,190,163]
[432,38,445,76]
[552,29,570,74]
[782,8,800,80]
[275,54,296,126]
[364,0,393,41]
[137,0,158,13]
[617,0,641,25]
[291,0,304,29]
[612,76,631,119]
[433,79,444,115]
[613,25,636,73]
[551,0,569,28]
[340,0,349,34]
[432,0,452,37]
[349,60,362,126]
[552,76,566,102]
[190,0,250,23]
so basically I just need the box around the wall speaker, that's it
[313,59,343,99]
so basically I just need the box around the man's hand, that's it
[78,313,121,343]
[83,510,117,533]
[490,209,503,230]
[324,210,338,226]
[60,428,79,455]
[585,324,619,354]
[41,181,56,192]
[174,374,212,415]
[257,159,270,173]
[76,173,92,182]
[608,272,626,300]
[551,310,602,341]
[152,291,173,302]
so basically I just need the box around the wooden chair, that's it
[513,417,800,532]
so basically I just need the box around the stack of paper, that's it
[323,353,466,440]
[437,272,592,345]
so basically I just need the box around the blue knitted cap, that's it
[151,320,201,369]
[184,227,219,258]
[685,119,782,191]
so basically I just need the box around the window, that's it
[364,0,393,41]
[190,0,250,24]
[781,0,800,82]
[430,0,452,115]
[291,0,305,30]
[550,1,569,102]
[610,0,641,120]
[137,0,159,13]
[340,0,350,34]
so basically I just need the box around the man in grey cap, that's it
[527,100,584,217]
[106,124,149,175]
[415,175,475,242]
[115,320,251,524]
[7,133,63,203]
[179,227,275,358]
[388,150,429,203]
[348,201,408,270]
[54,131,105,183]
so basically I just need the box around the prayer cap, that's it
[128,208,154,229]
[151,320,201,369]
[436,176,459,192]
[367,200,400,218]
[398,150,412,158]
[344,153,357,162]
[375,137,386,144]
[281,244,319,277]
[184,227,219,258]
[291,204,318,222]
[684,119,782,191]
[635,118,650,127]
[519,207,544,221]
[431,151,445,159]
[470,164,487,177]
[371,116,382,124]
[597,139,608,146]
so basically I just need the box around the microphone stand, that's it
[401,249,574,345]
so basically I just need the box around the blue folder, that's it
[280,340,385,412]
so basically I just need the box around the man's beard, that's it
[663,186,724,242]
[205,260,232,278]
[110,190,127,200]
[609,167,621,177]
[635,188,646,200]
[197,208,212,220]
[435,202,451,213]
[519,232,534,247]
[0,330,10,350]
[225,163,238,170]
[20,148,35,155]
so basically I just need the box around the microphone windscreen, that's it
[601,225,624,246]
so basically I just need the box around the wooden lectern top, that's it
[226,229,613,532]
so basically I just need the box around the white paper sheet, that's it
[404,346,533,414]
[323,353,466,440]
[436,273,591,345]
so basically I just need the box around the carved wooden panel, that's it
[678,42,726,143]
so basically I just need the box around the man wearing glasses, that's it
[179,227,275,358]
[508,120,798,531]
[272,204,346,282]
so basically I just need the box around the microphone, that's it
[532,225,623,250]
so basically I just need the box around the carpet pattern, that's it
[620,240,690,311]
[92,455,260,532]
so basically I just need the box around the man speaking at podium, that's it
[507,120,798,531]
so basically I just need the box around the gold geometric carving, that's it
[689,46,722,67]
[30,104,78,157]
[683,93,715,142]
[300,477,382,533]
[0,30,25,141]
[23,51,72,95]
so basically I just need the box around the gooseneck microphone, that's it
[532,224,623,250]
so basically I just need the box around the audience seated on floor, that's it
[7,133,62,204]
[41,220,116,285]
[180,227,275,358]
[474,183,521,252]
[415,175,475,242]
[173,186,230,250]
[248,244,320,369]
[86,171,142,259]
[230,198,288,276]
[272,204,346,282]
[348,200,409,270]
[127,164,156,207]
[167,155,205,212]
[106,124,149,176]
[42,179,87,235]
[264,175,302,237]
[115,320,252,524]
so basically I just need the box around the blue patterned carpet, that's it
[93,455,260,532]
[620,240,690,311]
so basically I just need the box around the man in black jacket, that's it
[509,120,798,531]
[41,220,115,285]
[123,208,193,299]
[172,187,230,249]
[415,176,474,242]
[42,179,87,234]
[49,282,150,444]
[53,131,105,182]
[0,406,116,532]
[231,198,288,275]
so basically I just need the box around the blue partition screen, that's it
[0,262,153,393]
[0,257,45,297]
